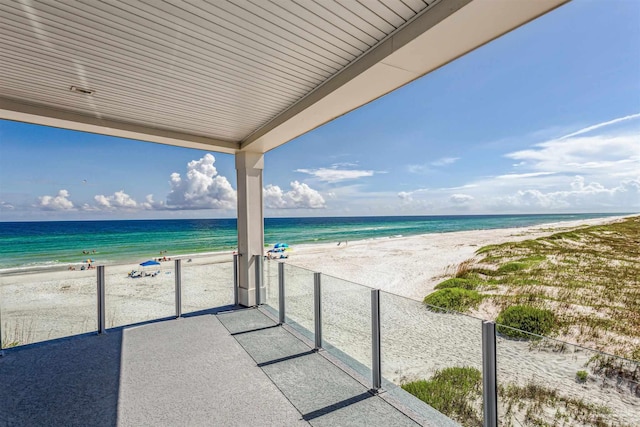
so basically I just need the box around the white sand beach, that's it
[2,214,638,425]
[286,215,636,300]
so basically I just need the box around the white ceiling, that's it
[0,0,568,154]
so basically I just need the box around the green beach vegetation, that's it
[402,367,483,427]
[428,216,640,359]
[495,305,555,338]
[423,288,483,312]
[411,216,639,426]
[497,380,629,427]
[402,366,631,427]
[1,319,34,349]
[576,369,588,383]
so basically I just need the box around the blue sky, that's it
[1,0,639,221]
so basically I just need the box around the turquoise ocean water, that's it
[0,213,624,273]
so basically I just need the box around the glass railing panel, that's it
[263,258,280,311]
[380,291,484,427]
[105,261,174,328]
[1,269,96,348]
[182,255,234,313]
[282,263,315,342]
[320,274,372,375]
[496,326,640,427]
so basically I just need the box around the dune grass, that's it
[402,367,482,427]
[434,276,482,291]
[496,305,555,339]
[432,216,640,358]
[423,288,483,312]
[498,380,627,427]
[1,319,35,349]
[404,366,629,427]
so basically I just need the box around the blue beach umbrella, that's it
[140,260,161,267]
[274,243,289,249]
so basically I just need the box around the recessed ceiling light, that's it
[70,86,95,95]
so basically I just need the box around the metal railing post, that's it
[97,266,106,334]
[314,272,322,350]
[0,302,4,355]
[255,255,263,305]
[482,321,498,427]
[233,253,239,306]
[175,259,182,318]
[278,262,285,324]
[371,289,382,391]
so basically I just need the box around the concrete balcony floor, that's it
[0,306,456,426]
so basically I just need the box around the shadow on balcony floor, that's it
[0,328,123,426]
[1,307,305,426]
[0,306,450,426]
[218,308,423,427]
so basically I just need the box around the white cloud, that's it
[506,114,640,171]
[557,113,640,140]
[90,155,234,211]
[0,201,14,210]
[37,189,75,211]
[397,173,639,214]
[431,157,460,167]
[395,189,434,211]
[167,154,237,209]
[296,167,375,183]
[331,162,359,168]
[94,190,139,210]
[398,191,413,202]
[38,155,324,214]
[441,184,478,191]
[496,172,556,180]
[322,115,640,215]
[449,194,474,204]
[397,187,431,202]
[505,133,639,177]
[407,165,428,174]
[80,203,100,212]
[84,192,164,212]
[264,181,325,209]
[496,176,640,210]
[474,114,640,212]
[140,194,165,210]
[397,188,439,212]
[408,157,460,173]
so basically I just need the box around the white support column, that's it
[235,151,265,307]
